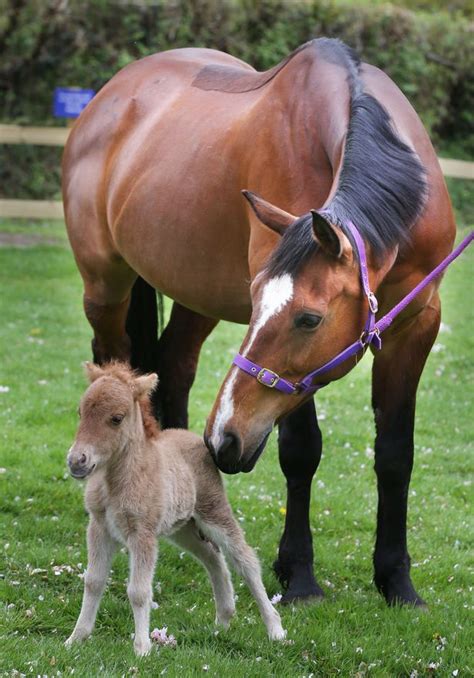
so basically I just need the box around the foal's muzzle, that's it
[67,448,96,479]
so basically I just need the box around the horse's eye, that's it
[110,414,124,426]
[294,313,323,330]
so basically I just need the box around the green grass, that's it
[0,220,473,677]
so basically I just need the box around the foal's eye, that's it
[110,414,124,426]
[294,313,323,331]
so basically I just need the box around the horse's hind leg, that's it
[199,516,285,640]
[76,251,137,365]
[371,296,441,606]
[168,520,235,628]
[274,399,324,603]
[154,303,218,428]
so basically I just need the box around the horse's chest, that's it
[105,507,138,545]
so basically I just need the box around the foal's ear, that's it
[242,190,296,236]
[134,373,159,398]
[83,361,104,383]
[311,210,351,259]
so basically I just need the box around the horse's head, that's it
[205,192,394,474]
[67,362,158,479]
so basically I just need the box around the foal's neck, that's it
[104,411,157,496]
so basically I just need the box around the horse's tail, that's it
[125,276,164,375]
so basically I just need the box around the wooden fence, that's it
[1,124,473,220]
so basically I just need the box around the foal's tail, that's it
[125,276,164,375]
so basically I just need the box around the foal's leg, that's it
[200,517,285,640]
[372,298,441,606]
[127,531,157,656]
[155,303,218,428]
[168,521,236,628]
[274,399,324,603]
[66,517,116,645]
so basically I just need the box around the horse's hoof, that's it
[376,572,427,609]
[386,594,428,609]
[281,589,324,605]
[274,559,324,604]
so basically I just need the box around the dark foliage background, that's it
[1,0,473,203]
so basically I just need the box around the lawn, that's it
[0,220,472,677]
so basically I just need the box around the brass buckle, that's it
[257,368,279,388]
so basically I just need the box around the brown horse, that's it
[63,39,456,607]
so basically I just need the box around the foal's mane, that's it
[99,362,160,439]
[267,38,427,276]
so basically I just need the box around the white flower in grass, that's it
[151,627,177,648]
[0,385,10,393]
[270,593,282,605]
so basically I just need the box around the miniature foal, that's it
[65,362,285,655]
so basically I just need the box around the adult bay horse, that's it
[63,38,456,607]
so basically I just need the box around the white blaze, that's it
[242,274,294,357]
[211,274,294,449]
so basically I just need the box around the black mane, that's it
[268,38,427,277]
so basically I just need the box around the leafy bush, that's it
[0,0,472,200]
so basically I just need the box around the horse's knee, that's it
[127,584,152,609]
[374,437,414,486]
[84,574,106,597]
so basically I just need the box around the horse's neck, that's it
[244,50,349,216]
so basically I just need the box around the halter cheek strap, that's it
[232,223,473,396]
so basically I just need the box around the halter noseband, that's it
[233,221,473,396]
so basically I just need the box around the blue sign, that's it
[53,87,95,118]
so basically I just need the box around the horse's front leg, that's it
[155,302,218,428]
[127,531,157,656]
[274,398,324,603]
[372,296,441,606]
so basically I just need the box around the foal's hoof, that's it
[274,560,325,605]
[268,624,287,641]
[134,638,152,656]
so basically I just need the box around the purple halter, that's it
[233,223,473,396]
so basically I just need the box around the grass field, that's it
[0,220,472,677]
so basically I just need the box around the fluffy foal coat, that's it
[66,362,285,655]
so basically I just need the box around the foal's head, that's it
[205,192,396,474]
[67,362,158,479]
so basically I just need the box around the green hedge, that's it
[1,0,472,200]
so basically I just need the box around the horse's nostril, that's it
[215,431,242,474]
[220,432,237,454]
[79,453,87,465]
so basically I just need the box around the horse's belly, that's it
[115,211,252,323]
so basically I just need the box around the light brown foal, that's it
[66,362,284,655]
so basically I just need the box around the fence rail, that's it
[1,125,473,220]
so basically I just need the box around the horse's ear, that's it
[242,190,296,236]
[311,210,351,259]
[83,361,103,383]
[134,373,159,399]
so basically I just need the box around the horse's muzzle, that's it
[67,447,96,479]
[205,430,270,474]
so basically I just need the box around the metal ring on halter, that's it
[368,292,378,313]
